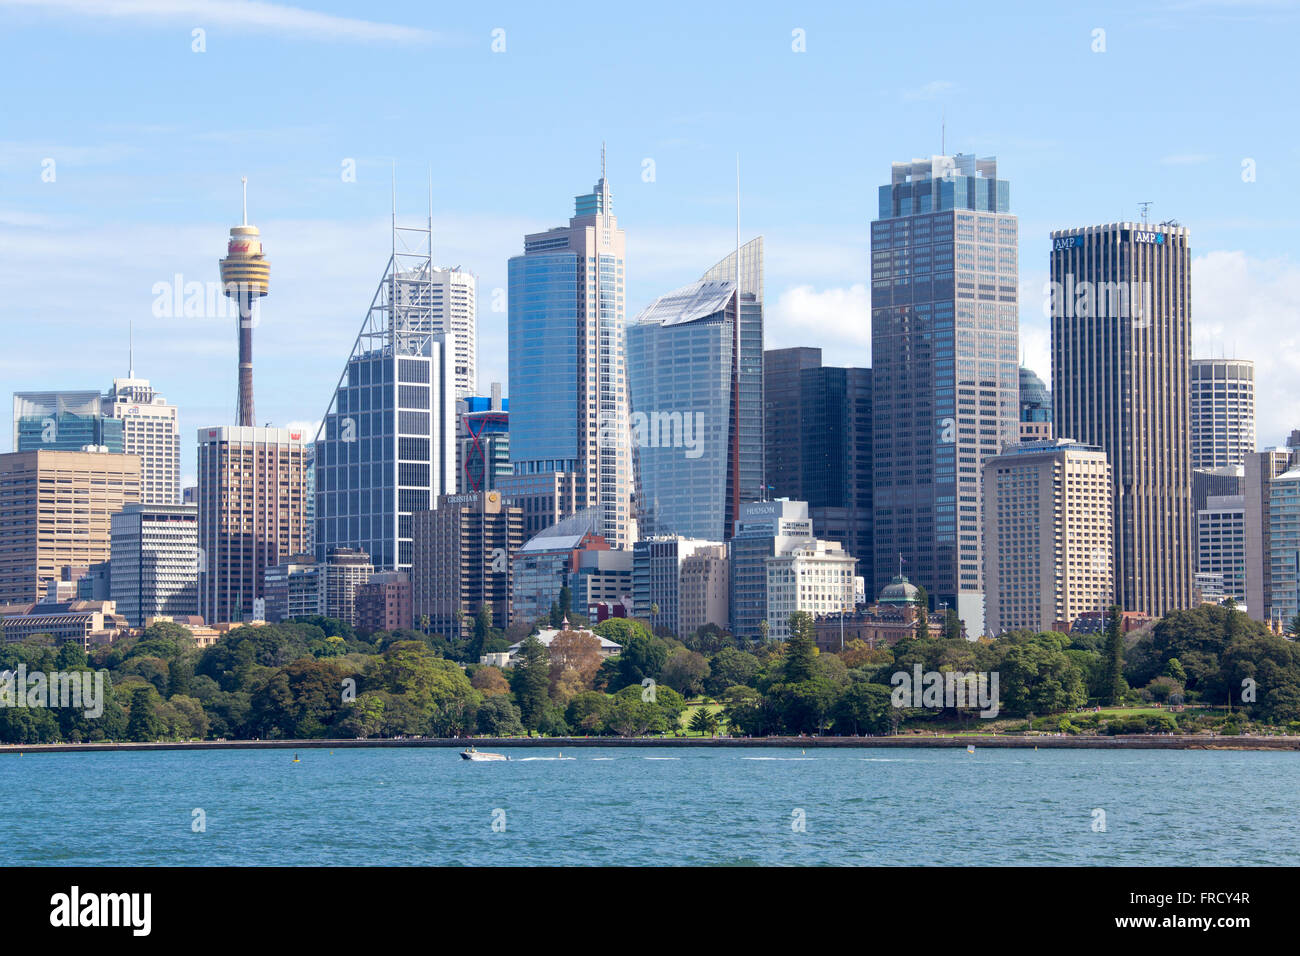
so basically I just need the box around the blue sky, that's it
[2,0,1298,482]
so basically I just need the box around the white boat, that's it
[460,746,508,761]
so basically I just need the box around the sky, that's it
[1,0,1298,487]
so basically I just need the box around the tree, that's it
[511,635,551,733]
[783,612,819,683]
[661,650,711,697]
[471,666,510,696]
[1104,605,1126,705]
[474,695,525,736]
[943,609,963,642]
[547,630,603,688]
[758,619,769,643]
[126,686,163,741]
[831,680,894,735]
[704,647,761,696]
[688,707,720,737]
[914,586,931,641]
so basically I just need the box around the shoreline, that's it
[2,734,1298,754]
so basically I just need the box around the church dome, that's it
[879,575,920,606]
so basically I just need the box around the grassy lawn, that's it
[678,702,725,734]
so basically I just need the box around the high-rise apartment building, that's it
[323,547,373,626]
[1050,220,1194,616]
[1197,494,1247,609]
[508,164,633,548]
[1268,466,1300,628]
[430,266,477,398]
[628,239,765,541]
[0,449,141,605]
[411,490,523,640]
[196,425,310,624]
[106,376,182,504]
[982,440,1113,634]
[109,502,198,626]
[1190,358,1255,469]
[315,216,457,572]
[871,153,1019,637]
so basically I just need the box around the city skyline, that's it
[3,1,1299,486]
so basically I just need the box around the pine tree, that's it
[1104,605,1125,705]
[914,586,931,641]
[512,635,551,733]
[784,612,818,683]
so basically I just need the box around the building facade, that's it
[106,375,182,504]
[411,490,523,639]
[457,385,510,494]
[1268,467,1300,629]
[632,536,725,637]
[764,347,822,500]
[1018,366,1053,443]
[1050,220,1195,616]
[109,502,198,626]
[356,570,413,633]
[871,153,1020,637]
[1191,358,1255,469]
[982,440,1113,635]
[263,554,324,623]
[430,265,477,398]
[678,545,729,639]
[0,449,141,605]
[1244,447,1295,623]
[508,167,633,548]
[728,499,814,640]
[1197,494,1247,609]
[13,391,123,453]
[323,547,373,626]
[765,539,857,642]
[196,425,311,624]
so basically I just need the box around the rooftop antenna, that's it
[390,161,396,260]
[1139,201,1152,226]
[128,319,134,378]
[241,176,247,226]
[941,109,945,155]
[428,164,434,264]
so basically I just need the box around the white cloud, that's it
[0,0,444,45]
[766,284,871,364]
[902,80,956,102]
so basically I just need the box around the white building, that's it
[110,502,198,626]
[430,266,477,398]
[484,625,622,668]
[764,539,857,642]
[107,376,181,505]
[1190,359,1255,469]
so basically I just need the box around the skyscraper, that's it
[728,498,814,641]
[457,385,509,494]
[106,375,181,504]
[627,238,765,540]
[800,365,872,575]
[13,391,123,452]
[0,449,141,605]
[508,159,633,547]
[430,266,478,398]
[871,153,1019,634]
[982,439,1113,634]
[763,347,822,499]
[218,178,269,428]
[1050,220,1194,616]
[314,212,458,571]
[196,425,310,624]
[1018,366,1053,443]
[109,502,198,626]
[1244,446,1296,623]
[1190,358,1255,469]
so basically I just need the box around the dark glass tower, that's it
[870,153,1019,635]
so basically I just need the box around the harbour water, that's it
[3,747,1294,865]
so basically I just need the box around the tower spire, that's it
[241,176,247,226]
[129,319,134,379]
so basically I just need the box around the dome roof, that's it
[878,575,920,606]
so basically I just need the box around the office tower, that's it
[628,238,765,540]
[508,160,633,548]
[106,375,182,505]
[1193,466,1243,516]
[801,365,873,574]
[356,571,413,633]
[1244,448,1294,623]
[498,471,579,541]
[77,561,111,601]
[678,545,730,639]
[458,384,510,493]
[1268,466,1300,628]
[109,502,198,626]
[263,554,324,623]
[315,212,457,572]
[0,449,141,605]
[632,537,725,637]
[764,347,822,499]
[982,440,1113,635]
[728,499,814,640]
[219,178,269,427]
[411,489,523,640]
[871,153,1019,636]
[1197,494,1247,608]
[13,391,123,452]
[764,539,857,642]
[1018,366,1053,443]
[1051,220,1194,616]
[323,547,373,625]
[196,425,310,624]
[1190,358,1255,469]
[430,266,477,398]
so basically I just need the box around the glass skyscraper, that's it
[627,238,765,540]
[508,165,633,547]
[315,220,457,572]
[870,153,1019,636]
[13,391,124,452]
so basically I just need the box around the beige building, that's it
[983,440,1113,635]
[0,449,141,605]
[765,539,857,642]
[196,425,310,625]
[323,547,373,626]
[107,376,182,505]
[678,545,729,639]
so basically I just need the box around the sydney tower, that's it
[219,177,270,427]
